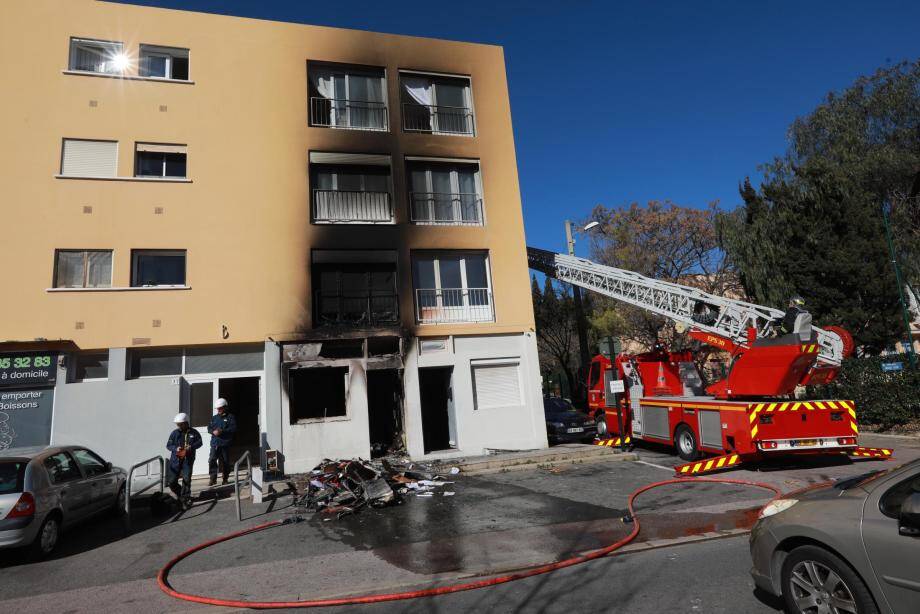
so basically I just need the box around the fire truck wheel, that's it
[595,414,608,437]
[780,545,878,614]
[674,424,700,461]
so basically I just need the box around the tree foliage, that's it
[532,276,580,399]
[720,61,920,353]
[587,200,741,354]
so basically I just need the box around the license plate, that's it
[567,427,584,433]
[792,439,818,447]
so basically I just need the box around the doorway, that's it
[218,377,261,468]
[367,369,403,458]
[418,366,455,453]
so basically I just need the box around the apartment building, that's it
[0,0,547,475]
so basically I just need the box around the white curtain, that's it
[402,77,433,106]
[314,73,334,99]
[86,251,112,288]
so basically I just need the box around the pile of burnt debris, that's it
[293,457,459,519]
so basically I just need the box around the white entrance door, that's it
[183,379,215,476]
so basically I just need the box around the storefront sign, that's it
[0,352,58,388]
[881,361,904,373]
[0,388,54,449]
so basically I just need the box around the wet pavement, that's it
[0,433,916,612]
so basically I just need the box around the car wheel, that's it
[28,514,61,560]
[111,484,126,517]
[674,424,700,461]
[781,545,878,614]
[595,414,608,437]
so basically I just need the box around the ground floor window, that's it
[288,367,348,422]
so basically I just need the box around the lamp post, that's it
[565,220,600,405]
[881,200,917,369]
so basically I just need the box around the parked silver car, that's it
[750,458,920,614]
[0,445,127,559]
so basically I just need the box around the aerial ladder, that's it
[527,247,891,474]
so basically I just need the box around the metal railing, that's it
[402,103,474,135]
[415,288,494,324]
[125,455,164,518]
[310,97,388,131]
[313,190,393,223]
[315,291,399,326]
[234,450,251,522]
[409,192,483,225]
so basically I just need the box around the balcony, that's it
[310,97,388,131]
[313,189,393,224]
[415,288,494,324]
[409,192,483,225]
[314,291,399,327]
[402,103,474,135]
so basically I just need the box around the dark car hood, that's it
[545,411,590,422]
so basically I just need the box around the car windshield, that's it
[544,398,578,413]
[0,461,26,495]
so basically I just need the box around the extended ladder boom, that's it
[527,247,843,365]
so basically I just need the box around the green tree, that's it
[532,276,580,400]
[720,61,920,353]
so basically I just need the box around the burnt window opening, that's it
[319,339,365,359]
[288,367,347,422]
[367,336,400,356]
[313,263,398,327]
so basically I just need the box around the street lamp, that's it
[564,219,601,406]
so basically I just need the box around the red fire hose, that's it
[157,476,785,609]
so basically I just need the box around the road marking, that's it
[636,460,675,471]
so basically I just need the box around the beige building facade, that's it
[0,0,547,477]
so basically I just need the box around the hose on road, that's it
[157,476,784,609]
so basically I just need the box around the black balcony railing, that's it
[313,190,393,223]
[409,192,483,225]
[314,291,399,327]
[402,103,474,135]
[310,97,388,131]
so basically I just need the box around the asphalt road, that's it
[0,433,916,613]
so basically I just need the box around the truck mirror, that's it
[899,492,920,537]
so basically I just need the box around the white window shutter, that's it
[61,140,117,177]
[473,363,522,410]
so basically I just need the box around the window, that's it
[0,462,26,495]
[139,45,189,80]
[472,360,522,410]
[309,64,387,130]
[184,345,264,374]
[288,367,348,422]
[408,161,483,225]
[412,252,493,323]
[69,38,124,74]
[311,155,392,223]
[71,351,109,381]
[135,143,187,178]
[313,263,399,326]
[60,139,118,177]
[43,452,83,484]
[53,250,112,288]
[880,474,920,519]
[128,348,183,378]
[131,250,186,287]
[401,73,474,135]
[71,448,108,478]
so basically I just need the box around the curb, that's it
[461,451,639,476]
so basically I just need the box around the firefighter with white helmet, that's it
[166,412,202,509]
[207,398,236,486]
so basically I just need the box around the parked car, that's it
[0,445,127,559]
[750,458,920,614]
[543,396,596,444]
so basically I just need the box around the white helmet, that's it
[174,412,189,424]
[215,398,229,409]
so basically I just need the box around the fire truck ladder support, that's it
[527,247,844,366]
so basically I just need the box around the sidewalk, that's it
[450,443,638,475]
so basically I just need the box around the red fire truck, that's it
[528,247,892,475]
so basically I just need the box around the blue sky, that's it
[117,1,920,256]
